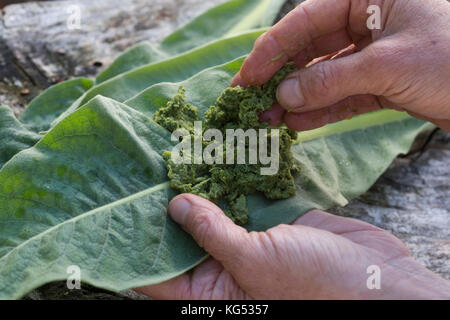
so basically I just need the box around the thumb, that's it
[277,51,381,112]
[168,194,252,270]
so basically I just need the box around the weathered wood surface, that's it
[330,129,450,280]
[0,0,448,299]
[0,0,224,116]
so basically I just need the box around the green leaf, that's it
[95,0,285,84]
[0,106,41,169]
[19,78,94,133]
[0,29,264,173]
[245,114,434,231]
[51,29,265,128]
[124,57,245,117]
[159,0,284,52]
[123,59,434,232]
[0,59,433,299]
[1,0,282,169]
[0,96,206,299]
[16,0,282,135]
[95,43,164,85]
[0,78,93,170]
[9,0,280,156]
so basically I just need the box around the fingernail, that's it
[231,73,247,88]
[168,197,191,225]
[259,104,285,126]
[277,78,305,111]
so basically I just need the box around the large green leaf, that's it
[16,0,283,135]
[0,106,41,169]
[0,30,265,172]
[19,78,94,133]
[0,96,207,299]
[51,29,266,128]
[0,59,432,299]
[159,0,284,53]
[95,0,285,84]
[124,58,245,118]
[245,112,434,231]
[0,79,93,172]
[82,30,264,105]
[123,59,434,233]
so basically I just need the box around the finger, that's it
[136,258,223,300]
[240,0,369,85]
[291,29,355,68]
[263,44,377,130]
[168,194,252,272]
[276,49,389,112]
[293,210,382,233]
[259,103,286,126]
[230,72,247,88]
[293,210,410,257]
[426,119,450,132]
[258,44,365,128]
[407,111,450,132]
[284,94,382,131]
[135,273,189,300]
[238,33,354,89]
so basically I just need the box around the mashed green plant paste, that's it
[153,63,300,224]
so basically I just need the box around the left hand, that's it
[136,194,450,299]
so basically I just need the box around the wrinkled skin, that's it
[136,0,450,299]
[232,0,450,131]
[137,194,450,299]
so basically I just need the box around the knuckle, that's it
[363,41,404,70]
[302,61,337,100]
[248,230,266,244]
[362,41,408,94]
[269,223,291,234]
[246,226,293,267]
[363,45,389,68]
[190,211,214,248]
[254,32,268,49]
[252,224,290,251]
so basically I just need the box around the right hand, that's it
[232,0,450,131]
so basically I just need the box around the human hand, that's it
[232,0,450,131]
[136,194,450,299]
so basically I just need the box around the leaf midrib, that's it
[0,182,170,263]
[224,1,270,37]
[294,110,412,144]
